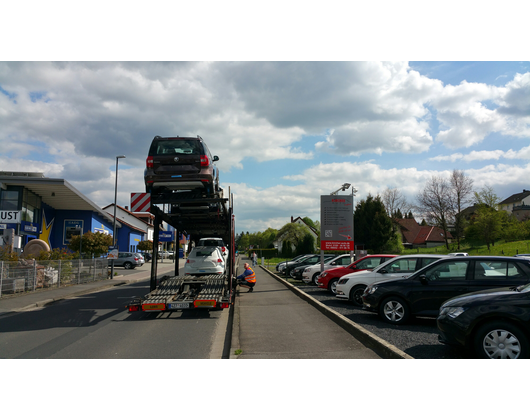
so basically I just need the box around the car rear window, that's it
[150,139,203,156]
[193,248,216,257]
[199,239,224,247]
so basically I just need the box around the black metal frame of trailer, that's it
[126,192,235,312]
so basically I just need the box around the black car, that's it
[282,254,334,276]
[276,254,312,272]
[438,283,530,359]
[289,256,335,280]
[144,135,221,199]
[362,256,530,325]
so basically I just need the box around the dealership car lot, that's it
[296,282,467,359]
[290,257,530,358]
[362,256,530,325]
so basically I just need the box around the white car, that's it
[184,246,226,276]
[335,254,448,306]
[197,237,229,261]
[302,254,353,285]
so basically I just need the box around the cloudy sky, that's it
[1,61,530,233]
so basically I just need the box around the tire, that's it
[328,278,339,294]
[312,272,320,286]
[473,321,530,359]
[379,296,409,325]
[124,262,133,269]
[349,285,367,307]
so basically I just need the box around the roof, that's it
[290,216,318,236]
[499,190,530,205]
[394,218,453,244]
[102,204,154,227]
[105,212,145,233]
[0,173,120,227]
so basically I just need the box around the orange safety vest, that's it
[245,268,256,283]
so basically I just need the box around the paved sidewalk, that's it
[0,260,182,314]
[231,260,382,359]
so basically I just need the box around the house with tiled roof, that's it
[394,218,453,249]
[273,216,319,253]
[498,190,530,221]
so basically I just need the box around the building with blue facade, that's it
[0,172,137,254]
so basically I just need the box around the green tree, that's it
[296,233,315,254]
[68,231,113,257]
[465,185,504,250]
[277,223,311,255]
[354,194,393,252]
[137,240,153,252]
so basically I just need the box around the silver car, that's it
[108,252,144,269]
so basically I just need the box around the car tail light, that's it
[146,156,154,168]
[134,257,139,261]
[217,259,223,263]
[222,247,226,253]
[200,155,209,166]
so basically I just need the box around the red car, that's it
[317,254,399,294]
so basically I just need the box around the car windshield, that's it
[153,140,202,155]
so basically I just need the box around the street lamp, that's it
[330,183,351,195]
[351,185,358,261]
[111,155,126,279]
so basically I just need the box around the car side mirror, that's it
[379,269,388,274]
[213,155,219,162]
[350,265,356,270]
[419,274,428,285]
[331,262,336,265]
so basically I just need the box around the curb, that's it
[260,265,413,359]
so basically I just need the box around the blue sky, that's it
[1,61,530,233]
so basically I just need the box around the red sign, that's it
[321,240,354,251]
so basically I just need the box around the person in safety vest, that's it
[236,262,256,292]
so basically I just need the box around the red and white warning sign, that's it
[131,193,151,212]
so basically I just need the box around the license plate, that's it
[169,302,189,309]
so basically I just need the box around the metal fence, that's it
[0,259,108,298]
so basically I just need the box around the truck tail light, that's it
[146,156,154,168]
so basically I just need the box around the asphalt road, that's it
[0,279,226,359]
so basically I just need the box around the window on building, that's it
[0,189,20,210]
[21,189,42,224]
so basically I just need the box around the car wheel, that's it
[473,321,530,359]
[349,285,366,307]
[312,273,320,286]
[124,262,133,269]
[328,278,339,294]
[379,296,409,325]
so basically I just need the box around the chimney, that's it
[291,216,294,223]
[125,206,129,210]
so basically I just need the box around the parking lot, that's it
[291,282,468,359]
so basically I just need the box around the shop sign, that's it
[0,211,21,224]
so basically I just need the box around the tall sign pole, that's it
[320,195,354,272]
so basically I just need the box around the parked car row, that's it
[285,252,530,358]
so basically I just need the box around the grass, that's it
[258,240,530,270]
[399,240,530,257]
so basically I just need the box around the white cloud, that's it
[430,145,530,162]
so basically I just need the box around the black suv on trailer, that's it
[145,136,221,199]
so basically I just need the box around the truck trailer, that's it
[126,190,236,313]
